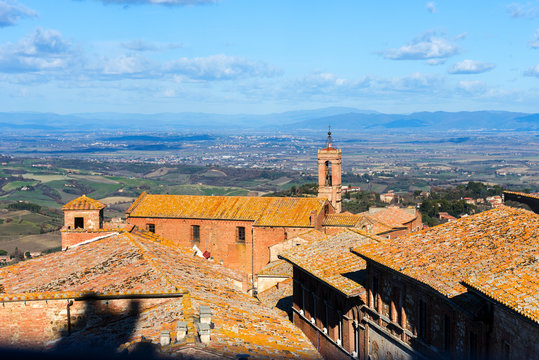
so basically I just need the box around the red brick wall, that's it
[0,297,167,350]
[61,231,116,250]
[127,216,312,275]
[63,209,102,232]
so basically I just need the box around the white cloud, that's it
[164,54,280,80]
[448,60,495,74]
[292,72,370,94]
[529,29,539,48]
[426,2,436,13]
[507,2,539,18]
[524,65,539,77]
[0,28,73,73]
[382,31,460,61]
[100,54,154,76]
[0,0,37,27]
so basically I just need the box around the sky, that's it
[0,0,538,114]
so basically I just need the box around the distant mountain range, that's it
[0,108,537,133]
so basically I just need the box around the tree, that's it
[25,251,31,259]
[0,249,7,256]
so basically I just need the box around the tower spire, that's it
[326,125,333,148]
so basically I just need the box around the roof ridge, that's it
[124,232,183,292]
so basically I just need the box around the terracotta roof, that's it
[322,213,361,227]
[363,206,417,228]
[258,278,293,317]
[258,260,293,277]
[280,229,380,297]
[0,228,321,359]
[292,229,328,242]
[504,190,539,200]
[464,261,539,324]
[62,195,106,210]
[352,207,539,304]
[126,193,326,228]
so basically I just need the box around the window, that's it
[392,288,402,325]
[468,331,477,360]
[311,293,317,324]
[74,217,84,229]
[147,223,155,233]
[418,300,427,339]
[301,285,306,314]
[443,314,451,352]
[191,225,200,242]
[323,301,329,331]
[337,310,343,345]
[503,342,510,360]
[237,226,246,242]
[372,276,379,311]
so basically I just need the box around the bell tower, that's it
[317,128,342,213]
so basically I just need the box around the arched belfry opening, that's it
[317,128,342,213]
[325,160,332,186]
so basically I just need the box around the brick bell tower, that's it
[318,128,342,213]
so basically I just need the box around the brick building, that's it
[125,193,331,279]
[352,206,538,360]
[61,195,126,249]
[280,230,379,360]
[0,226,322,359]
[284,207,538,360]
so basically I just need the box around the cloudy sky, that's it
[0,0,538,114]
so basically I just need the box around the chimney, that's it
[197,322,211,344]
[199,305,211,324]
[176,321,187,342]
[160,330,171,346]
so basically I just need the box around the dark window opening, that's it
[147,223,155,233]
[237,226,246,242]
[192,225,200,242]
[443,314,451,352]
[468,331,477,360]
[372,276,379,311]
[418,300,427,339]
[503,342,510,360]
[325,160,333,186]
[74,217,84,229]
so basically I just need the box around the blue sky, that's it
[0,0,538,114]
